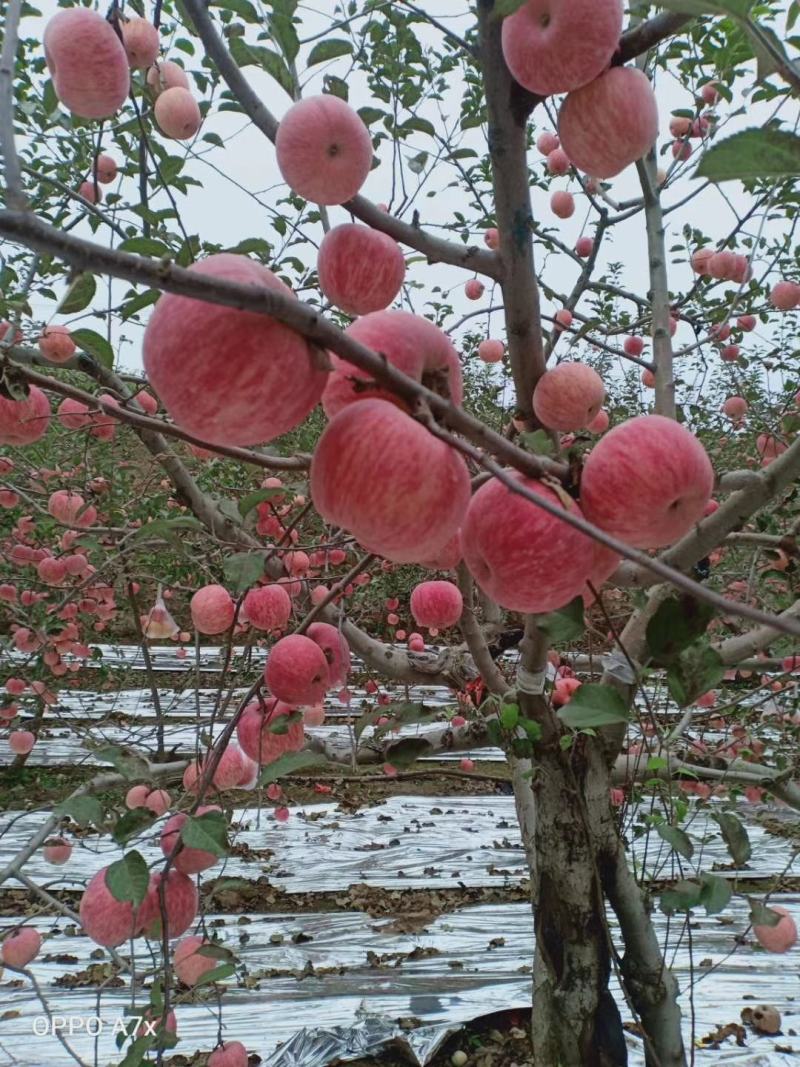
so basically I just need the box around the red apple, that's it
[310,399,470,564]
[143,254,326,447]
[501,0,623,96]
[580,414,714,548]
[559,67,659,179]
[317,224,405,315]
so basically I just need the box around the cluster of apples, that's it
[502,0,658,179]
[43,8,201,141]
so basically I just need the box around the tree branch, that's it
[180,0,501,281]
[477,2,546,424]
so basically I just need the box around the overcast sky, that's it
[11,1,795,423]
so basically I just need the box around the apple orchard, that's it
[1,0,800,1065]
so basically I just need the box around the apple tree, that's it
[1,1,800,1065]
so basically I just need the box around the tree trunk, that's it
[519,700,629,1067]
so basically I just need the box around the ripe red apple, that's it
[462,474,595,613]
[575,236,593,257]
[533,362,605,431]
[559,67,659,179]
[79,867,147,947]
[641,369,655,388]
[554,308,573,331]
[95,154,117,183]
[43,9,130,119]
[143,253,326,446]
[310,399,471,564]
[587,408,609,434]
[1,927,42,968]
[0,386,50,446]
[147,59,190,95]
[737,314,756,332]
[275,95,372,205]
[580,414,714,548]
[265,634,330,705]
[43,838,72,865]
[9,730,35,755]
[465,279,484,300]
[242,584,291,632]
[121,18,160,69]
[410,580,463,629]
[138,870,198,940]
[537,131,560,154]
[154,87,201,139]
[173,935,219,985]
[47,490,95,527]
[547,148,570,176]
[753,905,797,953]
[624,336,644,356]
[306,622,351,686]
[134,389,158,414]
[39,324,76,363]
[484,227,500,249]
[501,0,623,96]
[317,224,405,315]
[208,1043,248,1067]
[478,339,504,363]
[237,698,305,764]
[691,248,714,275]
[322,310,462,416]
[57,397,91,430]
[161,806,221,874]
[770,281,800,310]
[551,190,575,219]
[419,531,462,572]
[708,251,736,280]
[190,585,235,635]
[722,396,747,421]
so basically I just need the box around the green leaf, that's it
[491,0,528,16]
[307,38,353,66]
[55,795,104,827]
[238,486,286,518]
[700,873,732,915]
[118,237,172,257]
[180,810,229,857]
[713,812,752,866]
[646,595,715,664]
[223,550,267,593]
[743,22,789,80]
[226,237,273,256]
[657,824,694,860]
[58,272,96,314]
[519,429,555,456]
[538,597,585,644]
[130,517,204,546]
[399,116,436,138]
[70,328,114,368]
[193,962,235,987]
[259,750,327,785]
[660,879,703,915]
[105,850,150,907]
[695,128,800,182]
[656,0,754,14]
[748,898,782,927]
[94,744,151,780]
[113,807,156,845]
[666,644,725,707]
[557,684,631,729]
[120,289,160,321]
[229,37,293,95]
[499,702,520,730]
[212,0,259,22]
